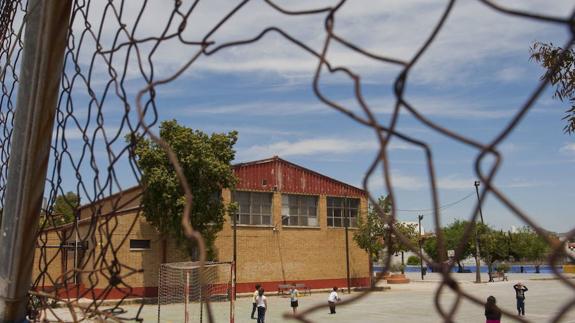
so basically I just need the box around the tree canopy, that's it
[132,120,238,260]
[423,220,476,272]
[353,195,418,263]
[510,226,552,267]
[52,191,80,226]
[423,221,556,273]
[530,41,575,134]
[478,226,509,272]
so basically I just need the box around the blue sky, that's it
[47,0,575,233]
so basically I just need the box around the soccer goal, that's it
[157,261,234,323]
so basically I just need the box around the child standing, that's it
[484,296,502,323]
[513,282,528,316]
[251,284,261,319]
[256,288,268,323]
[289,284,300,315]
[327,286,340,314]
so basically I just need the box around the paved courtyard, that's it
[124,272,575,322]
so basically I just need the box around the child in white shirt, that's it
[256,288,268,323]
[289,284,299,315]
[327,286,340,314]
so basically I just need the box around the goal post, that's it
[157,261,234,323]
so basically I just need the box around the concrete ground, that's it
[50,272,575,322]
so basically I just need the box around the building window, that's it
[327,197,359,227]
[281,194,318,227]
[130,239,151,250]
[232,191,272,225]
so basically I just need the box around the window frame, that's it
[232,191,273,226]
[281,194,319,227]
[129,239,151,250]
[327,197,360,228]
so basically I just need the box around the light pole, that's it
[344,197,351,294]
[474,181,484,224]
[232,207,237,302]
[473,180,485,283]
[418,214,424,280]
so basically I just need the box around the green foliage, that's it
[530,42,575,134]
[353,197,385,261]
[53,191,80,225]
[421,220,479,270]
[407,255,420,266]
[423,236,439,262]
[510,226,551,265]
[388,262,404,273]
[477,226,509,271]
[132,120,238,260]
[496,262,510,273]
[353,195,418,262]
[443,220,475,261]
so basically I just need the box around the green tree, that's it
[477,226,509,274]
[353,196,418,270]
[443,220,475,272]
[353,195,418,274]
[530,42,575,134]
[353,196,388,262]
[132,120,238,260]
[407,255,420,266]
[423,236,439,263]
[52,191,80,225]
[510,227,552,273]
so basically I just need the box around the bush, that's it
[389,262,404,273]
[496,263,510,273]
[407,255,420,266]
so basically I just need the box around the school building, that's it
[33,156,370,299]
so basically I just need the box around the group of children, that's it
[250,281,528,322]
[250,284,342,322]
[484,282,529,323]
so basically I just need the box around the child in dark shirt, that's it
[484,296,502,323]
[513,282,528,316]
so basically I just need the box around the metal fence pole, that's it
[0,1,72,321]
[418,215,424,280]
[344,197,351,294]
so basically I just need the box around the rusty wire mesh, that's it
[0,0,572,322]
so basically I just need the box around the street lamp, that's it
[474,181,484,224]
[418,215,424,280]
[344,197,351,294]
[473,180,489,283]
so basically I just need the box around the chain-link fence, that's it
[0,0,573,322]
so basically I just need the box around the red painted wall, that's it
[35,277,370,299]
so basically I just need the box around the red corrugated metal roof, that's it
[233,156,365,197]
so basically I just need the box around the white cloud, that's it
[369,173,543,192]
[496,67,527,83]
[176,94,518,120]
[370,96,516,119]
[176,101,328,116]
[560,143,575,155]
[238,137,378,160]
[437,176,474,190]
[366,171,427,191]
[69,0,575,87]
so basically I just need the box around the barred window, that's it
[130,239,151,250]
[281,194,318,227]
[232,191,272,225]
[327,197,359,227]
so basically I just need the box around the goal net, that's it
[157,261,234,323]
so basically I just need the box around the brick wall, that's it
[33,186,370,298]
